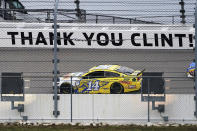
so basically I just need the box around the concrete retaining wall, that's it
[0,94,196,124]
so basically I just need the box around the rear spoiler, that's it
[137,69,146,76]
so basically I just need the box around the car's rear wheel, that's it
[110,83,124,94]
[60,83,73,94]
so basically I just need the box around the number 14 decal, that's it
[87,81,100,91]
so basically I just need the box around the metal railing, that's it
[0,8,194,24]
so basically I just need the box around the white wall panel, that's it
[0,94,196,124]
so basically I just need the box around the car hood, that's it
[58,72,85,86]
[61,72,84,79]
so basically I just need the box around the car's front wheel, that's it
[60,83,73,94]
[110,83,124,94]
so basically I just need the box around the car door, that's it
[103,71,123,88]
[77,71,106,93]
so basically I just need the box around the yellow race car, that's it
[59,65,144,94]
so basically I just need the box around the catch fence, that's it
[0,0,196,124]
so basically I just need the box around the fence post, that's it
[2,0,5,19]
[179,0,186,24]
[148,78,150,122]
[71,76,73,122]
[172,16,174,24]
[129,19,132,24]
[53,0,60,118]
[195,1,197,118]
[113,17,115,24]
[75,0,82,22]
[96,15,98,24]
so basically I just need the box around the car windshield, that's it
[116,66,134,75]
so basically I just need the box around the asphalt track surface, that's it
[0,48,194,94]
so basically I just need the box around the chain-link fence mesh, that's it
[0,0,196,123]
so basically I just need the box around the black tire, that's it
[110,83,124,94]
[60,83,73,94]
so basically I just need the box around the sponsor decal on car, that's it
[128,85,136,89]
[120,81,132,84]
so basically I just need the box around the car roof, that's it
[89,65,120,71]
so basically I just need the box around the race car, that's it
[58,65,144,94]
[187,62,195,78]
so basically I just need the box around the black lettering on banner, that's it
[161,34,173,47]
[154,34,159,47]
[97,33,109,46]
[83,33,94,46]
[189,34,194,47]
[143,33,152,46]
[7,32,18,45]
[63,32,75,45]
[35,32,47,45]
[131,33,141,46]
[174,34,186,47]
[49,32,61,45]
[21,32,33,45]
[111,33,123,46]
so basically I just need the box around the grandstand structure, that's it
[0,0,195,24]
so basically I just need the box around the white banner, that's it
[0,25,194,49]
